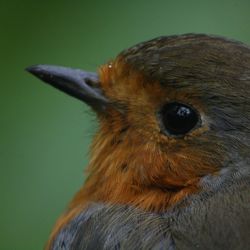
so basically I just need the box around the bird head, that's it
[27,34,250,212]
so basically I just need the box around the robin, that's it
[27,34,250,250]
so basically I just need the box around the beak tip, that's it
[26,65,41,75]
[26,65,51,82]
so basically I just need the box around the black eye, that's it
[159,102,199,136]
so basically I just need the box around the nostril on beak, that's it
[85,78,99,88]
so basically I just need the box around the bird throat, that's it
[69,124,202,213]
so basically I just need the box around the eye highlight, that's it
[159,102,200,136]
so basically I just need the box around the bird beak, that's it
[26,64,109,112]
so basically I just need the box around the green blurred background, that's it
[1,0,250,249]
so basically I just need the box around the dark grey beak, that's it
[26,64,108,112]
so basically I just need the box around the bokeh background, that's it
[1,0,250,249]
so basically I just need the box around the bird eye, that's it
[159,102,199,136]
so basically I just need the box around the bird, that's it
[27,34,250,250]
